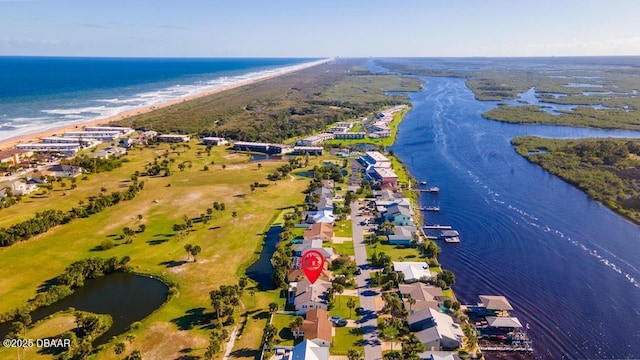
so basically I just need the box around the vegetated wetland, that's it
[0,59,422,359]
[379,57,640,130]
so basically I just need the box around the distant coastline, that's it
[0,58,331,151]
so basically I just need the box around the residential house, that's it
[293,239,336,268]
[287,267,332,283]
[90,146,127,159]
[0,179,39,197]
[291,308,332,345]
[43,164,83,178]
[388,225,418,245]
[293,279,331,314]
[393,261,431,283]
[384,204,413,226]
[305,210,336,224]
[410,308,463,351]
[303,222,334,242]
[290,339,329,360]
[400,283,444,314]
[417,351,462,360]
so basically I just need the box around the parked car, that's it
[354,268,362,275]
[335,319,348,327]
[355,307,365,315]
[329,315,341,322]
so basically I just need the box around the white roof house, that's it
[393,262,431,282]
[291,339,329,360]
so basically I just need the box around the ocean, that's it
[0,57,316,141]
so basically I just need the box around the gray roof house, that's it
[411,308,464,351]
[388,225,419,245]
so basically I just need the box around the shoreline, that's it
[0,58,332,151]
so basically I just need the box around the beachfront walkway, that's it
[350,199,383,360]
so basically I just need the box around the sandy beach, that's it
[0,58,331,151]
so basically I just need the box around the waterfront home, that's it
[157,134,191,143]
[290,339,329,360]
[293,279,331,314]
[303,222,334,242]
[393,261,431,283]
[201,137,229,146]
[291,308,332,345]
[41,137,101,149]
[388,225,419,245]
[383,204,414,226]
[43,164,83,178]
[400,283,444,314]
[417,351,462,360]
[370,167,399,188]
[359,151,392,169]
[409,308,463,350]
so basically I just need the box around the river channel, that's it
[390,76,640,359]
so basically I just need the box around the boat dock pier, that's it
[422,226,461,242]
[413,186,440,193]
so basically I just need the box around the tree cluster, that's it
[0,181,144,248]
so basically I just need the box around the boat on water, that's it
[419,206,440,211]
[419,180,427,185]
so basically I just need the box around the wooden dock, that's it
[413,187,440,193]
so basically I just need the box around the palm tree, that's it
[406,294,416,314]
[114,341,126,359]
[347,349,363,360]
[347,297,357,318]
[268,302,279,314]
[289,316,304,338]
[190,245,202,262]
[184,244,193,261]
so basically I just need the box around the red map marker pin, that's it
[301,249,325,284]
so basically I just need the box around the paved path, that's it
[351,199,382,360]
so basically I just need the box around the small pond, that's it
[0,272,169,346]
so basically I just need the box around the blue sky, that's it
[1,0,639,57]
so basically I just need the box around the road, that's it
[351,199,382,360]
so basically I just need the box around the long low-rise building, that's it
[157,134,191,142]
[16,143,81,155]
[296,133,334,146]
[201,137,229,146]
[63,131,123,141]
[83,126,135,135]
[233,141,293,154]
[292,146,323,155]
[41,137,101,147]
[333,132,366,139]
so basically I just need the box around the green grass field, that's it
[330,327,364,355]
[0,141,314,360]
